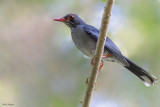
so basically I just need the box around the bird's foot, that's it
[102,54,112,58]
[91,57,104,71]
[99,60,103,71]
[88,54,111,86]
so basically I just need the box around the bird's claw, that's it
[91,57,104,71]
[99,60,103,71]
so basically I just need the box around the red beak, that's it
[54,17,67,22]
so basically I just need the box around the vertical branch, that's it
[82,0,115,107]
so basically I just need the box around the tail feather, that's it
[124,57,158,86]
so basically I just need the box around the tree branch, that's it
[82,0,115,107]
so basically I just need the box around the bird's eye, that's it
[67,15,74,20]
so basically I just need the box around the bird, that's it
[54,14,158,86]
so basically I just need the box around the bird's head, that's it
[54,14,86,29]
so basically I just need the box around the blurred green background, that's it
[0,0,160,107]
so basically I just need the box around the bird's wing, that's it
[105,37,129,66]
[83,25,129,66]
[83,25,99,42]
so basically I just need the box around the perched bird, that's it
[54,14,158,86]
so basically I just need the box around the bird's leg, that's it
[86,54,111,85]
[86,57,97,85]
[99,60,103,71]
[91,57,103,71]
[102,53,112,58]
[99,53,112,71]
[91,54,112,71]
[99,54,112,70]
[86,57,102,86]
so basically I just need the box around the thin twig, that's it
[82,0,115,107]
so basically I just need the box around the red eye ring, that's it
[68,15,74,20]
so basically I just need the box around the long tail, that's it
[124,57,158,86]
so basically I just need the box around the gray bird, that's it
[54,14,158,86]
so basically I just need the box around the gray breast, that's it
[71,25,96,57]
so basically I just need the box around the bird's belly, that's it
[71,33,118,63]
[71,32,96,57]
